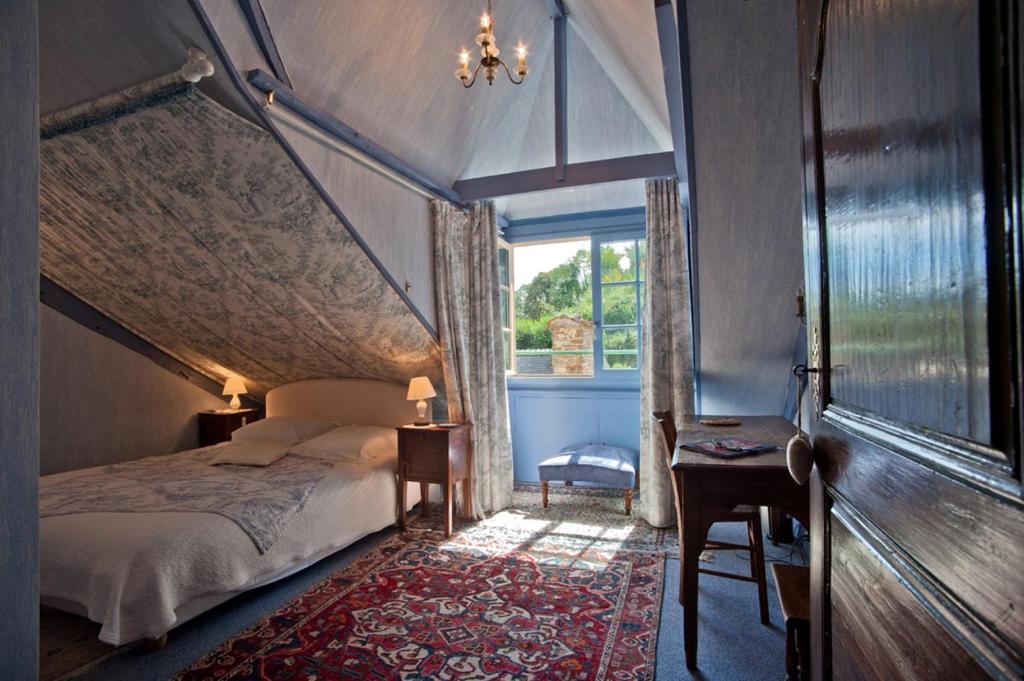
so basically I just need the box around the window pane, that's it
[513,240,593,377]
[498,247,510,286]
[603,328,638,370]
[500,288,510,328]
[600,241,638,283]
[638,240,647,281]
[601,283,637,325]
[503,330,511,371]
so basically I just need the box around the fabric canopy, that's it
[39,84,442,396]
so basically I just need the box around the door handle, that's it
[787,364,820,484]
[787,434,815,485]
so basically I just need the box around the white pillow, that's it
[230,416,336,446]
[289,426,397,463]
[209,441,289,467]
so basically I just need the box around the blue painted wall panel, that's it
[510,387,641,482]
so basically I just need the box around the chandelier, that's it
[455,0,529,88]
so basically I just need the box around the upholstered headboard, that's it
[266,378,417,427]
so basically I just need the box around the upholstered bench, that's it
[538,444,640,515]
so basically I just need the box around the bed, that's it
[39,378,421,646]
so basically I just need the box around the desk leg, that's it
[398,478,407,530]
[681,514,710,670]
[420,482,430,518]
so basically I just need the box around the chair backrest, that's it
[652,410,678,469]
[652,409,684,531]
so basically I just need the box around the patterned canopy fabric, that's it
[39,84,442,397]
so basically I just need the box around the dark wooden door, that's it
[796,0,1024,678]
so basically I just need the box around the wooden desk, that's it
[672,416,809,670]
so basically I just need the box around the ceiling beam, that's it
[247,69,463,204]
[453,152,675,200]
[654,0,687,183]
[554,15,568,181]
[544,0,567,18]
[654,0,702,405]
[237,0,292,89]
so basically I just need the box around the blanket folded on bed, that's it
[39,449,333,553]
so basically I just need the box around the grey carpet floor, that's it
[59,520,806,681]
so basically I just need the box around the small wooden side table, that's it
[197,409,261,447]
[396,424,472,537]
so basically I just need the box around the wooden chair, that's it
[653,410,770,624]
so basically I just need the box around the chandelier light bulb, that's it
[459,49,471,66]
[480,13,492,29]
[516,43,527,62]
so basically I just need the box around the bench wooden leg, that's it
[541,480,548,508]
[784,623,798,681]
[796,623,811,681]
[624,488,633,515]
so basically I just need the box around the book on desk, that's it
[679,438,779,459]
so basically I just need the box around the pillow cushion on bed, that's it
[230,416,336,446]
[289,426,398,463]
[209,440,290,467]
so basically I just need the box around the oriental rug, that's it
[174,533,663,680]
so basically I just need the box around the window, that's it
[512,239,593,376]
[498,241,513,372]
[598,239,645,370]
[501,231,645,378]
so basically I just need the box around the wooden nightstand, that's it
[197,409,261,447]
[396,424,472,537]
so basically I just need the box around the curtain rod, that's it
[41,49,215,131]
[262,101,446,204]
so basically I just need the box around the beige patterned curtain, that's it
[640,178,696,528]
[432,200,514,518]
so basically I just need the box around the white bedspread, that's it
[40,445,418,645]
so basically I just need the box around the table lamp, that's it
[407,376,437,426]
[222,377,247,410]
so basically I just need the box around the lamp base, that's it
[229,394,241,410]
[414,398,432,427]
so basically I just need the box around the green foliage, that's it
[515,317,552,350]
[514,249,591,321]
[513,242,643,354]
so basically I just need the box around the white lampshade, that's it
[222,377,247,396]
[406,376,437,401]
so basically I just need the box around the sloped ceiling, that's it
[40,0,669,218]
[258,0,670,193]
[566,0,672,151]
[38,87,442,397]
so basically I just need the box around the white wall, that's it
[686,0,805,415]
[39,305,226,475]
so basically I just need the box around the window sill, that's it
[506,375,641,393]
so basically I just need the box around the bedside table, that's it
[198,409,261,447]
[396,424,472,537]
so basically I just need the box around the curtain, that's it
[640,178,696,528]
[432,200,514,518]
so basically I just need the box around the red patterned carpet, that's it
[174,534,663,680]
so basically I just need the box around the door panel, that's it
[830,506,990,680]
[822,0,992,445]
[796,0,1024,678]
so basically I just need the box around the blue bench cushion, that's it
[538,444,639,488]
